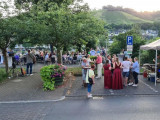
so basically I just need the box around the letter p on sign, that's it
[127,36,133,45]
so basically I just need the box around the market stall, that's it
[140,39,160,86]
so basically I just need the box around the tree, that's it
[0,17,22,73]
[109,26,145,58]
[98,35,107,48]
[71,11,106,52]
[14,0,107,64]
[17,1,106,63]
[0,1,27,73]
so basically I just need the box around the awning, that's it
[140,39,160,50]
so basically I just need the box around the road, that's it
[1,95,160,120]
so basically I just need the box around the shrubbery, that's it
[40,64,67,91]
[90,56,97,60]
[0,69,7,83]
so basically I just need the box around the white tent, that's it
[140,39,160,86]
[140,39,160,50]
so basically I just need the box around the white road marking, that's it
[12,79,23,82]
[93,97,103,100]
[0,96,65,104]
[109,89,114,95]
[139,79,158,93]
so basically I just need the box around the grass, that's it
[65,67,104,76]
[65,67,82,76]
[0,67,21,83]
[65,66,144,76]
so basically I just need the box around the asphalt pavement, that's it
[1,96,160,120]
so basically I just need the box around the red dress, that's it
[103,64,112,89]
[112,63,123,90]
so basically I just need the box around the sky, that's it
[83,0,160,12]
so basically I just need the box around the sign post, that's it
[127,36,133,54]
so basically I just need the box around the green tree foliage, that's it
[0,17,23,73]
[153,21,160,37]
[109,26,145,58]
[15,0,74,10]
[141,50,155,65]
[98,35,107,48]
[140,38,160,65]
[71,11,106,52]
[15,0,106,64]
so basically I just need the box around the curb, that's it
[0,96,66,104]
[65,93,160,98]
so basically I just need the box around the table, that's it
[143,63,155,72]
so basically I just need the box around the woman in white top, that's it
[86,65,95,98]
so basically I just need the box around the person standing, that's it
[86,65,95,98]
[51,52,56,64]
[122,57,131,86]
[107,55,111,64]
[111,58,115,74]
[112,58,123,89]
[103,60,112,89]
[153,55,160,78]
[26,50,35,76]
[128,58,134,86]
[81,58,90,87]
[90,48,96,56]
[132,57,140,87]
[112,54,117,60]
[87,54,94,65]
[124,49,130,59]
[102,47,106,57]
[95,53,102,79]
[44,52,50,65]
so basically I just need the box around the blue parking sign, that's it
[127,36,133,45]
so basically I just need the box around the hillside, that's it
[93,10,153,25]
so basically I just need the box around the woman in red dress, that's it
[112,58,123,90]
[103,60,112,89]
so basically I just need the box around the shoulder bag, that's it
[88,70,93,85]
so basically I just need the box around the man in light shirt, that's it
[95,53,102,78]
[122,57,131,86]
[90,48,96,56]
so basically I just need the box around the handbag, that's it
[21,67,26,75]
[88,70,93,85]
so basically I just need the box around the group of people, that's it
[104,56,139,90]
[62,48,106,65]
[82,53,140,98]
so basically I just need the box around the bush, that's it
[0,68,7,83]
[90,56,97,60]
[40,64,67,91]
